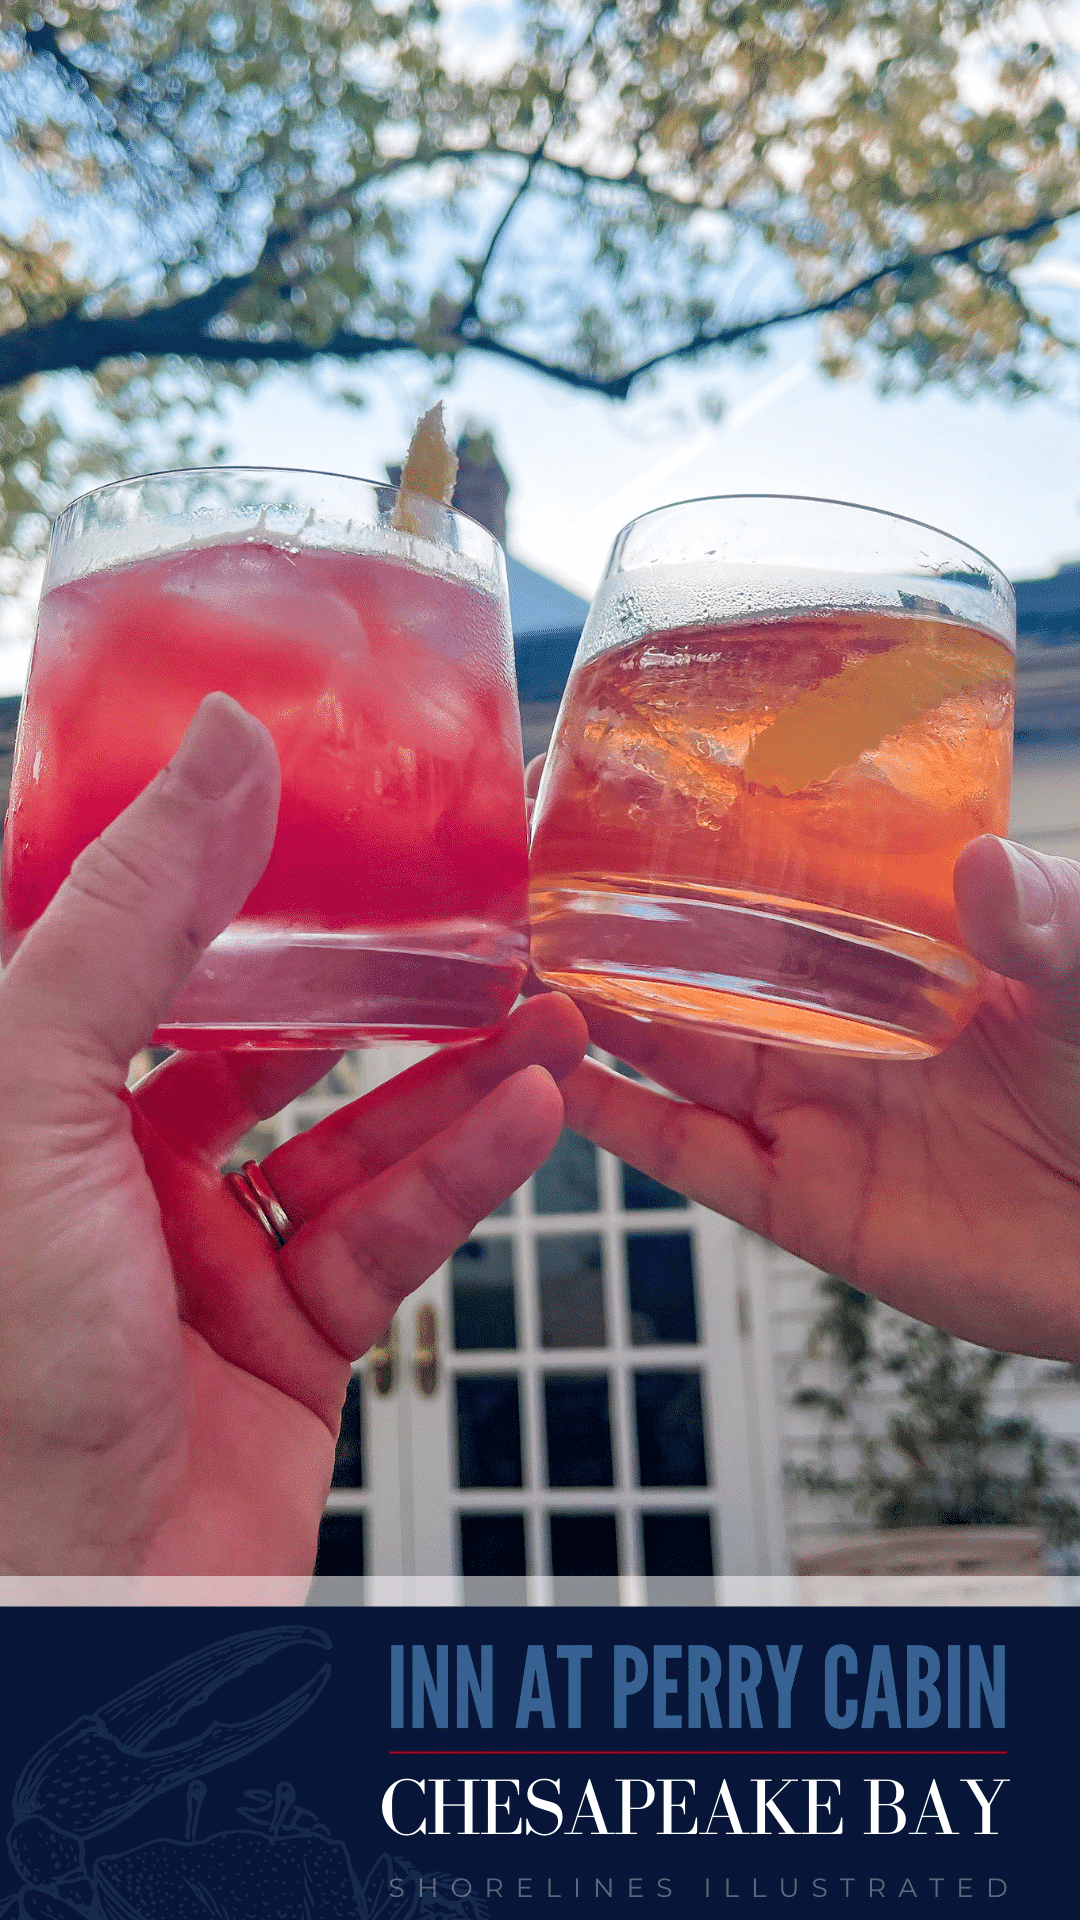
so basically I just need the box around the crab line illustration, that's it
[1,1626,485,1920]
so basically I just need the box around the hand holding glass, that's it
[2,469,529,1047]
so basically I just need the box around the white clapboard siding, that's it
[1010,739,1080,858]
[742,1231,1080,1568]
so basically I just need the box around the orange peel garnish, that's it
[742,624,1011,795]
[391,402,459,534]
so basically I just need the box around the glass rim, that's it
[612,490,1012,595]
[52,462,500,552]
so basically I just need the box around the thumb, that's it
[0,693,280,1077]
[525,752,547,800]
[954,835,1080,1041]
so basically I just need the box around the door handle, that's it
[415,1302,439,1398]
[370,1318,397,1397]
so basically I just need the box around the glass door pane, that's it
[262,1049,781,1594]
[415,1121,757,1598]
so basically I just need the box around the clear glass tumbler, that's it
[3,468,529,1047]
[529,495,1015,1058]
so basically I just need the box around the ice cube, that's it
[579,692,739,822]
[865,684,1012,817]
[160,542,370,661]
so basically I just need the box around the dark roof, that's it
[506,555,591,639]
[1,559,1074,740]
[509,553,1080,743]
[1013,562,1080,741]
[507,555,591,704]
[1015,562,1080,645]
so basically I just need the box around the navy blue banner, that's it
[0,1607,1071,1916]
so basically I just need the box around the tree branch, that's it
[357,143,723,222]
[0,271,259,385]
[544,201,1080,398]
[1,202,1075,400]
[456,149,543,335]
[24,25,89,95]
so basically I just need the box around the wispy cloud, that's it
[566,360,812,541]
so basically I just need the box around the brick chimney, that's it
[387,425,510,545]
[450,429,509,545]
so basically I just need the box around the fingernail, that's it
[1003,840,1055,927]
[169,694,270,801]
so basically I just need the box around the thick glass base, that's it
[529,878,984,1059]
[152,920,529,1050]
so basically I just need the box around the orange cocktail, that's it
[3,469,529,1047]
[530,497,1015,1058]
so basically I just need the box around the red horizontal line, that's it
[387,1750,1007,1758]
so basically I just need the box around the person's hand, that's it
[0,698,587,1575]
[528,753,1079,1361]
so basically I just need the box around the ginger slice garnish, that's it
[391,401,459,534]
[742,624,1011,796]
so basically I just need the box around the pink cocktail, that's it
[2,470,529,1046]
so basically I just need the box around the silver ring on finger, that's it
[225,1159,297,1247]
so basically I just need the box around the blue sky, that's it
[199,280,1080,611]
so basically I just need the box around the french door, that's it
[295,1049,788,1599]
